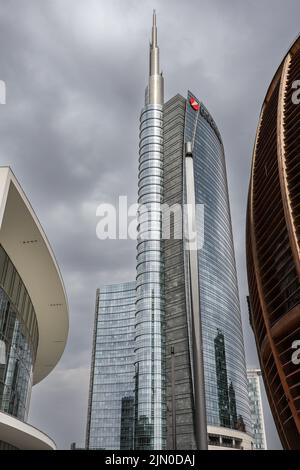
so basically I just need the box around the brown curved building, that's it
[246,35,300,449]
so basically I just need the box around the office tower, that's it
[135,10,165,450]
[164,93,252,450]
[0,167,68,449]
[246,34,300,449]
[86,12,253,450]
[247,369,267,450]
[86,282,135,450]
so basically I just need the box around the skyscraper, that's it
[86,283,135,450]
[246,34,300,450]
[247,369,267,450]
[135,10,165,450]
[0,167,68,449]
[86,12,253,451]
[163,93,252,450]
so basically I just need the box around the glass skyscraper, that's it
[86,12,253,451]
[187,93,251,438]
[247,369,267,450]
[86,283,135,450]
[135,10,165,450]
[164,93,252,450]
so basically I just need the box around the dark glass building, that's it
[86,283,136,450]
[246,34,300,449]
[164,93,252,450]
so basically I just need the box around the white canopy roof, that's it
[0,167,69,384]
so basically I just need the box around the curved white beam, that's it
[0,411,56,450]
[0,167,69,384]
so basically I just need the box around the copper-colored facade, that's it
[246,36,300,449]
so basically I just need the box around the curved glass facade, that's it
[0,244,38,422]
[86,282,135,450]
[135,104,166,450]
[184,92,252,433]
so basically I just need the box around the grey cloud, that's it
[1,0,298,449]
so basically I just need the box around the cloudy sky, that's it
[1,0,300,450]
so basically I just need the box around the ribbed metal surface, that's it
[246,36,300,449]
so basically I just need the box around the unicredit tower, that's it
[86,12,253,451]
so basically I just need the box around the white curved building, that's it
[0,167,68,450]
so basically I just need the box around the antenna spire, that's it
[147,10,164,105]
[152,9,157,47]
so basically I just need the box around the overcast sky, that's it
[1,0,300,450]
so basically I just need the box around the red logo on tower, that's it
[189,98,200,111]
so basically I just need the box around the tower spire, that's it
[152,9,157,47]
[147,10,164,105]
